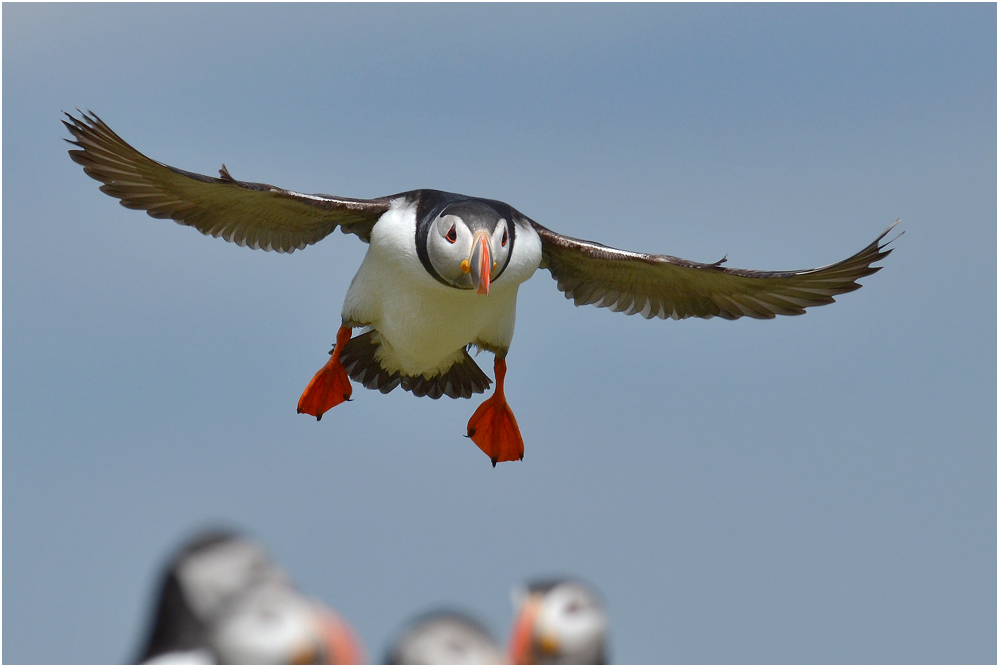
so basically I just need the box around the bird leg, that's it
[467,356,524,466]
[297,326,353,420]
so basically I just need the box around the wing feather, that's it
[533,219,899,320]
[64,111,395,250]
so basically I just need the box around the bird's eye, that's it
[446,225,457,243]
[501,229,508,247]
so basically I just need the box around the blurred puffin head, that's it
[210,580,365,665]
[385,610,503,665]
[507,579,608,665]
[136,530,364,664]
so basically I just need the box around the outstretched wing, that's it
[532,220,900,320]
[64,111,395,250]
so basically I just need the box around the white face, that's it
[209,582,322,665]
[534,582,608,664]
[426,213,510,290]
[176,539,287,621]
[396,616,503,665]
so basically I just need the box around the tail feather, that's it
[340,330,491,399]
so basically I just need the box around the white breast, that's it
[341,199,541,378]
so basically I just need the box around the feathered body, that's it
[342,196,541,386]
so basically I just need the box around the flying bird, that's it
[64,111,899,466]
[507,579,609,664]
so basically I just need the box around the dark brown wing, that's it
[532,220,900,320]
[64,110,395,250]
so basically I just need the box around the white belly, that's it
[340,200,541,378]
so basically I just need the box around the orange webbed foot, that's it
[297,326,353,420]
[467,357,524,466]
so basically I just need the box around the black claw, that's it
[316,414,323,421]
[519,454,524,461]
[492,460,497,468]
[345,394,352,401]
[468,427,476,437]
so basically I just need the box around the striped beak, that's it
[469,231,494,296]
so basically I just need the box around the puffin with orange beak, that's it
[65,111,899,466]
[507,579,609,664]
[299,190,539,467]
[135,530,366,664]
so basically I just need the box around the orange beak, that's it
[507,595,541,664]
[315,606,367,664]
[469,231,493,296]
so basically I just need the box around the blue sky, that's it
[3,4,996,663]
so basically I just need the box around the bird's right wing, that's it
[64,111,395,250]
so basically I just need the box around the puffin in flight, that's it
[64,111,899,466]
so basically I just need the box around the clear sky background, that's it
[3,4,996,664]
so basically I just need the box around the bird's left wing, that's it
[64,111,394,250]
[531,220,899,320]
